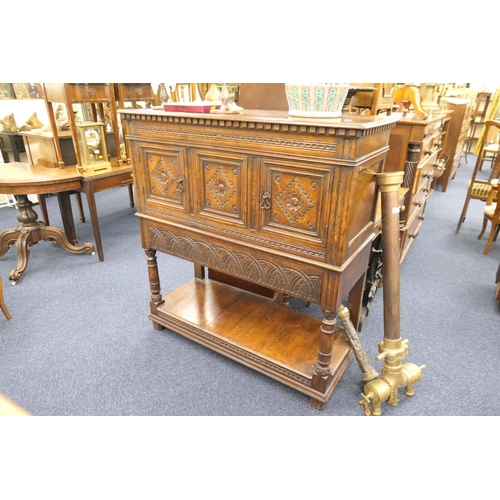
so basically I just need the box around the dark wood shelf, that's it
[152,278,353,403]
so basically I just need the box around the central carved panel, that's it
[196,151,247,227]
[207,166,236,209]
[276,178,314,226]
[151,157,175,197]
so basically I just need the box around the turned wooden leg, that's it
[310,309,336,406]
[145,248,165,328]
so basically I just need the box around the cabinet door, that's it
[257,158,332,252]
[136,143,189,214]
[193,149,248,228]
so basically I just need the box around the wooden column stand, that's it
[360,172,425,416]
[379,172,404,342]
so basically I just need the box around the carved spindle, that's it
[315,311,336,377]
[145,248,164,309]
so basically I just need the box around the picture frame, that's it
[13,83,30,99]
[0,83,16,99]
[27,83,44,99]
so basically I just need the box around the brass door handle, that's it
[176,176,185,192]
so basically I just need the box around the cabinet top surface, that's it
[119,107,400,130]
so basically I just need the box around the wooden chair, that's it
[456,120,500,234]
[479,143,499,172]
[114,83,155,109]
[0,277,12,320]
[478,180,500,255]
[349,83,397,116]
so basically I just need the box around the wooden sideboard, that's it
[384,111,452,263]
[120,108,398,409]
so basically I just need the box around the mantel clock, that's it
[75,122,111,174]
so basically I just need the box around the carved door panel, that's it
[257,158,332,254]
[193,149,248,228]
[138,143,189,214]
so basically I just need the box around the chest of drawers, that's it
[437,98,473,192]
[121,108,398,409]
[385,111,452,263]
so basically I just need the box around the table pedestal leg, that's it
[0,194,95,284]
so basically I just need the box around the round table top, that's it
[0,162,83,195]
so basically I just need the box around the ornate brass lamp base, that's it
[360,338,425,416]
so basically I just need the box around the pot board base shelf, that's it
[150,278,353,408]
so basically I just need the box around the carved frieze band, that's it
[135,125,337,152]
[123,112,395,138]
[143,206,325,258]
[149,226,321,301]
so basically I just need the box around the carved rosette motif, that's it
[151,157,175,197]
[149,227,320,301]
[207,166,236,209]
[276,177,314,226]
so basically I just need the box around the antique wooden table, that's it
[0,162,95,284]
[75,161,134,262]
[120,108,398,409]
[19,128,134,262]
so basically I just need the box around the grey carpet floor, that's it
[0,152,499,416]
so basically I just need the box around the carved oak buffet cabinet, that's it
[120,108,398,409]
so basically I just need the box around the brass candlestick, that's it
[360,171,425,416]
